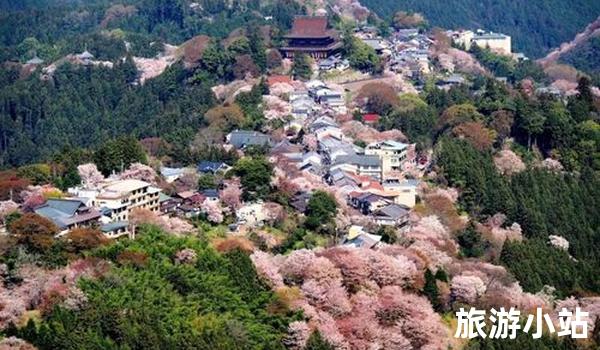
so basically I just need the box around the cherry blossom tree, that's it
[118,163,158,183]
[494,149,526,176]
[283,321,311,350]
[264,202,286,226]
[0,200,19,225]
[0,337,37,350]
[161,216,195,235]
[20,192,46,213]
[548,235,569,251]
[451,274,487,304]
[202,199,224,224]
[250,250,284,288]
[219,178,242,211]
[77,163,104,188]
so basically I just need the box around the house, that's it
[291,97,317,118]
[94,179,161,222]
[319,57,338,71]
[197,161,228,174]
[372,203,410,227]
[343,226,382,249]
[267,75,293,87]
[331,154,382,181]
[472,31,511,55]
[160,167,186,183]
[362,114,380,125]
[100,221,129,239]
[159,193,180,214]
[227,130,272,149]
[451,30,511,55]
[318,137,357,163]
[77,50,95,65]
[310,115,338,130]
[281,16,342,59]
[349,192,390,214]
[396,29,419,40]
[361,38,391,55]
[382,179,419,208]
[34,198,101,235]
[314,125,344,141]
[290,192,311,213]
[202,189,219,202]
[365,140,408,176]
[437,74,466,90]
[298,152,323,173]
[237,202,267,227]
[314,88,344,108]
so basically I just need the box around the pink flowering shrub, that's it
[118,163,158,183]
[77,163,104,188]
[174,248,198,265]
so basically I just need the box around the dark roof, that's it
[202,189,219,198]
[35,199,101,229]
[334,154,381,167]
[374,204,409,220]
[198,161,226,173]
[287,16,329,38]
[290,192,311,213]
[101,221,128,233]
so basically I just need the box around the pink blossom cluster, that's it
[494,149,526,176]
[174,248,198,265]
[117,163,158,184]
[340,121,406,145]
[251,247,449,348]
[263,95,292,120]
[0,258,108,328]
[77,163,105,188]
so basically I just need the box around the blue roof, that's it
[197,161,226,173]
[202,189,219,198]
[101,221,129,233]
[34,198,98,229]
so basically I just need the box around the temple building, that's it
[281,16,342,59]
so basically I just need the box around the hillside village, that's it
[0,2,600,349]
[2,13,576,245]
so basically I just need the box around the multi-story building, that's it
[451,30,511,55]
[331,154,382,181]
[92,179,161,222]
[281,16,342,59]
[365,140,408,176]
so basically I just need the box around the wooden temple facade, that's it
[281,16,342,59]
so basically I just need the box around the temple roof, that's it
[286,16,332,39]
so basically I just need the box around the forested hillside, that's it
[360,0,600,57]
[559,36,600,84]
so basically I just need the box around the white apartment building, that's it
[365,140,408,176]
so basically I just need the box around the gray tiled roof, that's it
[375,204,409,220]
[228,130,272,148]
[334,154,381,167]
